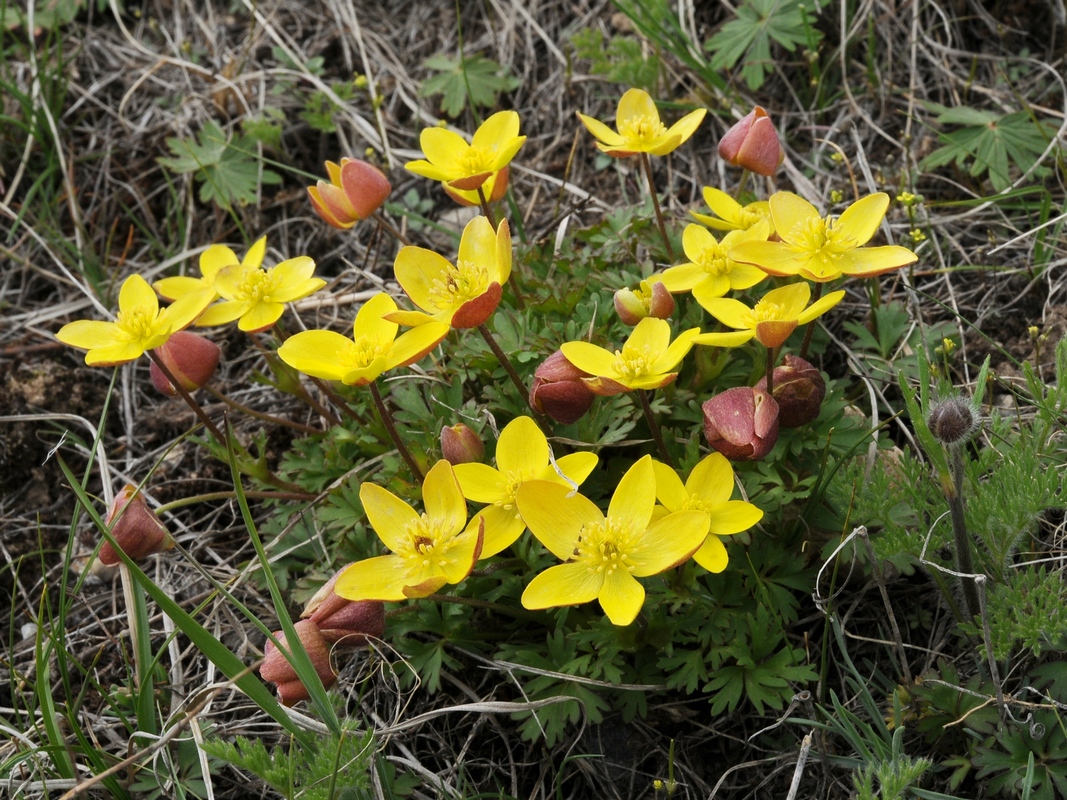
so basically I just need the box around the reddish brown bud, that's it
[755,355,826,428]
[259,619,336,706]
[149,331,220,396]
[301,566,386,644]
[530,349,596,425]
[440,423,485,465]
[718,107,785,176]
[308,158,391,229]
[613,280,675,326]
[99,485,174,566]
[702,386,780,461]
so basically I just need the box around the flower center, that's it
[347,337,388,370]
[237,269,276,303]
[619,114,667,143]
[459,147,493,176]
[791,217,858,256]
[428,259,490,310]
[737,206,767,230]
[401,515,457,571]
[752,299,784,323]
[613,344,655,380]
[697,243,730,276]
[116,306,160,339]
[573,519,638,575]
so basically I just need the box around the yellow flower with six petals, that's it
[650,454,763,574]
[692,282,845,350]
[729,192,917,282]
[405,111,526,192]
[577,88,706,158]
[560,317,699,396]
[335,460,485,601]
[276,292,449,386]
[516,455,710,626]
[656,223,771,311]
[57,274,212,366]
[387,216,511,330]
[453,416,599,557]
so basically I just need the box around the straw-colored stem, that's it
[640,152,674,262]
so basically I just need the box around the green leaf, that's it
[158,121,281,210]
[420,53,520,118]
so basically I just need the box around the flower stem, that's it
[372,210,411,247]
[369,381,424,482]
[476,186,497,231]
[764,346,778,395]
[798,283,824,359]
[155,489,317,516]
[476,323,532,410]
[147,350,226,446]
[424,593,532,618]
[640,152,674,262]
[946,447,981,622]
[638,389,673,467]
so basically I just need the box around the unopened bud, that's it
[702,386,780,461]
[100,484,174,565]
[614,280,675,326]
[149,331,220,396]
[259,620,336,706]
[927,398,978,447]
[440,423,485,465]
[302,566,385,644]
[530,349,596,425]
[755,354,826,428]
[718,106,785,176]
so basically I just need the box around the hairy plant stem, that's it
[640,152,674,262]
[371,210,411,247]
[638,389,673,467]
[764,345,779,395]
[945,447,982,622]
[476,322,533,411]
[476,185,497,230]
[147,350,226,445]
[369,381,424,482]
[203,384,321,435]
[798,283,824,359]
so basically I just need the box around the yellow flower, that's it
[335,460,484,601]
[650,454,763,573]
[692,283,845,350]
[516,455,710,626]
[387,216,511,329]
[405,111,526,192]
[453,416,599,558]
[56,274,211,366]
[656,223,770,310]
[577,88,706,158]
[690,186,773,233]
[276,292,448,386]
[729,192,918,282]
[154,236,267,305]
[195,251,326,334]
[560,317,699,396]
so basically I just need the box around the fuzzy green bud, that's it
[927,398,978,447]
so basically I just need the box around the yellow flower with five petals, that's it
[656,223,770,310]
[577,88,706,158]
[692,283,845,350]
[650,454,763,574]
[335,460,485,601]
[276,292,448,386]
[56,274,211,366]
[405,111,526,192]
[516,455,709,626]
[729,192,917,282]
[560,317,699,396]
[453,416,599,557]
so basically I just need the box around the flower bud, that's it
[718,106,784,176]
[927,398,978,447]
[755,355,826,428]
[149,331,220,396]
[530,349,596,425]
[308,158,391,229]
[301,566,386,644]
[100,484,174,565]
[613,280,675,326]
[702,386,780,461]
[440,423,485,465]
[259,619,336,706]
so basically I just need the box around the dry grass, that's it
[2,0,1066,798]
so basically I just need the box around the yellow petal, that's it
[457,216,498,280]
[762,282,811,319]
[269,257,322,303]
[655,108,706,153]
[630,510,709,576]
[659,263,705,293]
[394,246,454,314]
[702,186,742,223]
[118,274,158,315]
[471,110,520,151]
[437,521,482,584]
[650,327,698,374]
[685,452,734,506]
[797,289,845,325]
[616,88,659,130]
[650,459,688,512]
[576,112,624,147]
[701,297,754,330]
[277,330,355,380]
[691,275,734,307]
[495,219,512,285]
[522,562,603,611]
[354,292,399,348]
[242,236,268,269]
[834,193,889,246]
[560,341,617,378]
[516,480,602,561]
[56,320,123,350]
[706,501,763,535]
[335,555,412,602]
[417,126,471,176]
[606,455,656,529]
[495,416,548,476]
[238,301,284,333]
[84,339,146,366]
[360,482,419,554]
[421,460,467,537]
[154,275,210,301]
[453,463,506,504]
[769,192,821,244]
[625,317,671,357]
[728,241,803,277]
[838,245,918,278]
[691,330,754,348]
[160,288,214,332]
[598,569,645,626]
[195,300,246,327]
[472,504,526,558]
[387,322,449,368]
[692,535,729,573]
[541,452,599,488]
[199,244,240,280]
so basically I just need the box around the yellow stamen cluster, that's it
[575,520,638,576]
[619,114,668,144]
[429,259,490,308]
